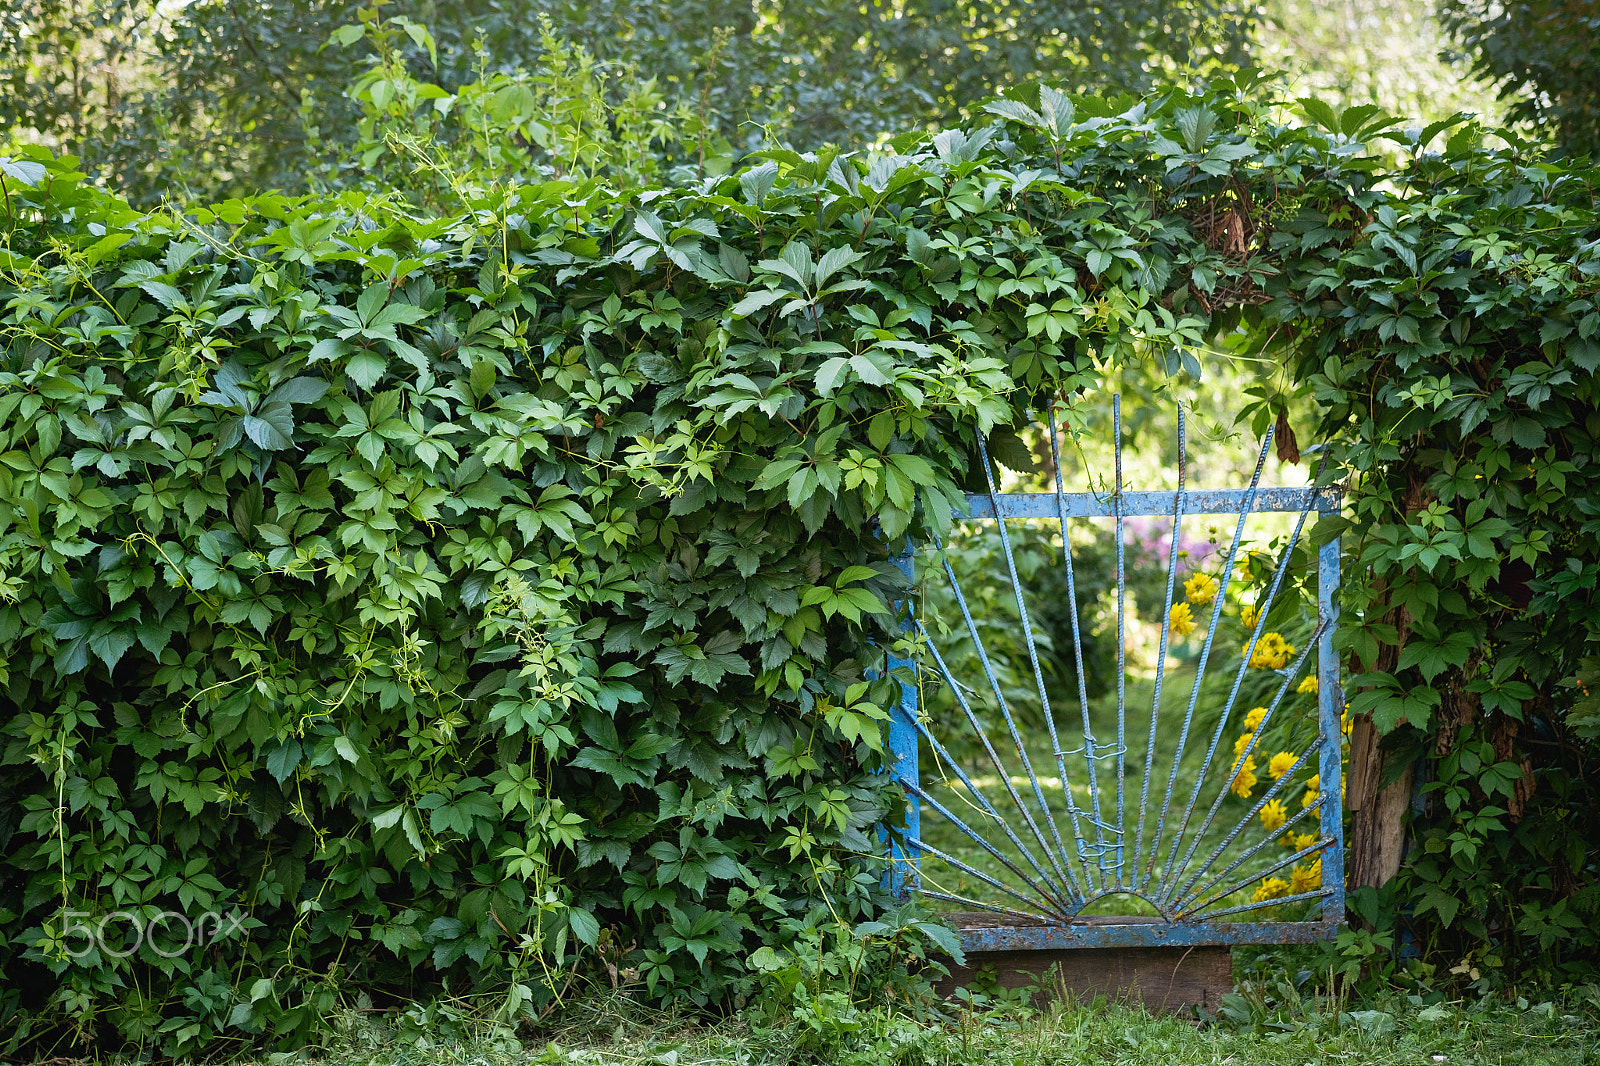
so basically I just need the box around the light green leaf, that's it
[0,156,48,185]
[308,337,352,362]
[1297,97,1340,133]
[981,98,1044,129]
[346,350,386,390]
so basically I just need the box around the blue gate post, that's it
[1316,516,1347,930]
[885,546,920,899]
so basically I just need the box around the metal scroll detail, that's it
[885,398,1346,951]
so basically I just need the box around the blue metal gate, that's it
[886,399,1345,951]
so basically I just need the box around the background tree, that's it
[1252,0,1508,127]
[0,1,161,159]
[2,0,1259,203]
[1438,0,1600,157]
[0,0,355,198]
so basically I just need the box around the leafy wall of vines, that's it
[0,78,1597,1055]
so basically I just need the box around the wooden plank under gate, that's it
[933,914,1232,1014]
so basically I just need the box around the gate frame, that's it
[885,429,1346,952]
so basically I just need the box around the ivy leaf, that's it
[814,356,850,395]
[815,246,864,287]
[1509,418,1545,448]
[242,405,296,451]
[0,156,48,185]
[87,626,137,671]
[730,289,786,317]
[1296,97,1340,133]
[1175,106,1218,153]
[265,738,303,783]
[308,337,352,362]
[572,746,652,787]
[469,358,496,399]
[268,377,330,405]
[909,919,964,961]
[1415,885,1460,928]
[53,632,92,675]
[982,98,1045,129]
[738,161,777,205]
[346,349,387,390]
[372,806,405,830]
[567,907,600,948]
[1397,630,1476,682]
[1038,85,1075,137]
[370,301,428,330]
[849,353,894,386]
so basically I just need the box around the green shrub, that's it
[2,63,1598,1057]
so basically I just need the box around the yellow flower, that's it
[1290,860,1322,894]
[1260,799,1288,833]
[1268,751,1297,780]
[1240,603,1261,630]
[1234,732,1254,759]
[1286,830,1319,851]
[1248,632,1294,670]
[1297,675,1318,695]
[1232,756,1258,798]
[1302,775,1320,808]
[1169,602,1196,639]
[1243,706,1268,731]
[1341,704,1353,735]
[1252,877,1290,903]
[1184,573,1219,607]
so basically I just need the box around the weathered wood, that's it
[934,914,1232,1014]
[1345,714,1413,890]
[1344,557,1420,893]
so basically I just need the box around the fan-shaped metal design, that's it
[885,398,1345,950]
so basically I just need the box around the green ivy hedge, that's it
[1,79,1598,1055]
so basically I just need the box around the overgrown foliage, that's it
[1,19,1599,1055]
[1277,121,1600,975]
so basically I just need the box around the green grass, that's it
[304,985,1600,1066]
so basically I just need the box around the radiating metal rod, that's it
[1156,500,1316,891]
[1046,404,1104,896]
[1145,426,1276,888]
[961,487,1335,520]
[932,550,1082,904]
[1169,734,1326,911]
[977,431,1094,892]
[1158,619,1328,908]
[1132,409,1186,893]
[905,835,1067,916]
[918,891,1047,923]
[1190,887,1333,922]
[902,780,1074,917]
[1175,800,1330,918]
[1111,396,1129,885]
[921,627,1081,902]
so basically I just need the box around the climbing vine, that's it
[1,27,1597,1053]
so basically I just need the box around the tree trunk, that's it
[1345,714,1412,890]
